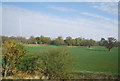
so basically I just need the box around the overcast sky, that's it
[1,2,118,40]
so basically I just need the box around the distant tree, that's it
[88,39,96,48]
[52,36,64,46]
[35,37,41,44]
[2,36,9,43]
[72,39,76,46]
[28,36,37,44]
[101,38,105,41]
[65,37,73,46]
[2,41,26,78]
[40,36,51,44]
[104,37,116,51]
[1,36,28,44]
[80,39,95,48]
[75,37,82,46]
[80,40,87,46]
[16,37,27,44]
[99,38,106,46]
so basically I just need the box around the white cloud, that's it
[2,5,118,40]
[81,12,112,21]
[92,2,118,15]
[48,6,76,12]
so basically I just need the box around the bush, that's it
[16,48,74,79]
[39,48,73,79]
[2,41,74,79]
[2,41,26,78]
[17,54,41,74]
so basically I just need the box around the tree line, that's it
[1,36,98,46]
[1,36,119,51]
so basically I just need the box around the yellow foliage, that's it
[2,40,26,78]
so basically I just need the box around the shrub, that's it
[2,40,26,78]
[39,48,73,79]
[17,54,41,74]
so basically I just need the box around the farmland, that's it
[25,44,118,78]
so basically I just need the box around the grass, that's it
[25,45,118,76]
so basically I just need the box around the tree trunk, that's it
[4,67,8,78]
[4,63,9,78]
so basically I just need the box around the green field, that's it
[25,45,118,76]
